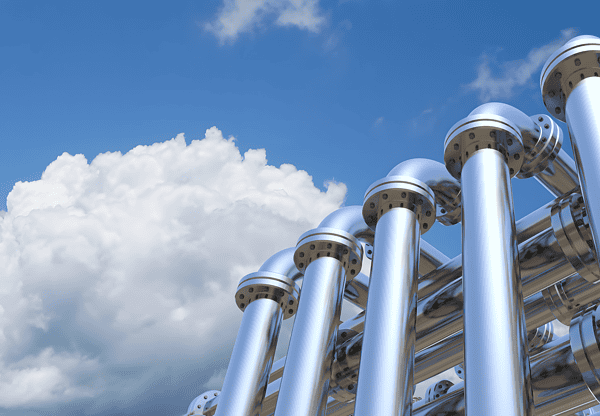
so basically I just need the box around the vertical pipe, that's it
[215,299,284,416]
[444,113,533,415]
[540,34,600,262]
[354,208,419,416]
[567,79,600,262]
[274,226,362,416]
[215,270,299,416]
[461,149,533,415]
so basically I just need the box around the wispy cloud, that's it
[374,116,384,127]
[466,28,577,102]
[205,0,327,45]
[323,19,352,52]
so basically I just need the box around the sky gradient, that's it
[0,1,596,415]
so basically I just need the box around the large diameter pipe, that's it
[468,102,578,197]
[214,250,300,416]
[444,113,533,415]
[274,226,362,416]
[355,208,420,416]
[541,35,600,263]
[461,149,533,415]
[356,169,438,416]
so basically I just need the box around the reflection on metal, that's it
[188,34,600,416]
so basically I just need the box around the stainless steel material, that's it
[187,391,220,416]
[356,166,437,416]
[216,299,284,416]
[275,221,363,416]
[275,256,346,416]
[216,254,301,416]
[461,149,533,415]
[355,209,421,416]
[468,102,578,197]
[541,35,600,264]
[419,239,450,275]
[385,158,461,226]
[425,380,453,403]
[515,199,555,245]
[527,322,554,355]
[444,112,533,415]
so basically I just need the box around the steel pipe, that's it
[541,35,600,264]
[214,249,300,416]
[273,206,363,416]
[444,113,533,415]
[355,160,443,416]
[469,102,578,197]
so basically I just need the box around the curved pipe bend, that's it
[318,205,374,243]
[387,158,462,226]
[258,247,302,281]
[469,102,539,145]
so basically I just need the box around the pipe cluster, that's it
[187,35,600,416]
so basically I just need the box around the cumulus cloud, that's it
[205,0,327,45]
[466,28,577,102]
[0,127,346,413]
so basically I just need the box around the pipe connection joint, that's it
[570,303,600,400]
[235,272,301,319]
[518,114,563,179]
[363,175,436,234]
[541,35,600,121]
[551,192,600,283]
[293,227,363,280]
[186,391,220,415]
[444,113,524,179]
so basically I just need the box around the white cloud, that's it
[374,116,384,127]
[0,127,346,412]
[205,0,327,45]
[466,28,577,102]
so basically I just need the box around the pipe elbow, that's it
[258,247,302,281]
[468,103,564,180]
[387,158,461,226]
[318,205,374,243]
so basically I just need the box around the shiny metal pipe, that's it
[356,162,439,416]
[215,299,283,416]
[461,148,533,415]
[541,35,600,263]
[213,248,301,416]
[354,208,420,416]
[274,257,346,416]
[469,102,578,197]
[567,79,600,265]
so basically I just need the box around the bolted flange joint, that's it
[186,390,220,416]
[425,380,454,403]
[235,272,300,320]
[443,113,524,179]
[293,227,363,280]
[569,303,600,401]
[517,114,563,179]
[541,35,600,122]
[362,175,436,234]
[551,192,600,284]
[527,322,554,355]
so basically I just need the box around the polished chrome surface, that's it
[566,77,600,267]
[461,149,533,415]
[386,158,461,226]
[215,299,284,416]
[274,257,346,416]
[541,35,600,122]
[354,208,420,416]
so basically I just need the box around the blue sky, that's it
[0,1,594,415]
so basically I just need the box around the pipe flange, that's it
[517,115,563,179]
[528,322,554,354]
[541,35,600,122]
[454,363,464,380]
[551,192,599,283]
[542,281,574,325]
[294,227,363,280]
[362,175,436,234]
[329,329,361,403]
[186,390,220,415]
[570,304,600,400]
[425,380,454,403]
[235,272,300,320]
[443,113,524,179]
